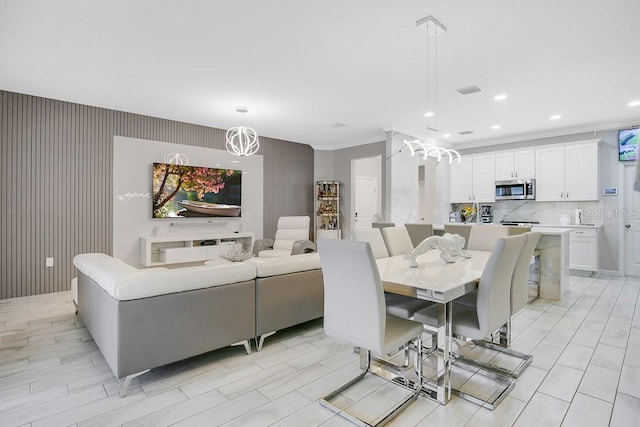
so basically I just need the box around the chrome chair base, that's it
[321,345,422,427]
[450,358,516,411]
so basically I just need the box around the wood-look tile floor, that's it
[0,275,639,426]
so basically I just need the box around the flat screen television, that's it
[619,128,640,162]
[152,162,242,218]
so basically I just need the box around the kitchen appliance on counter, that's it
[480,205,493,223]
[495,179,536,200]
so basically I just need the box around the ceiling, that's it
[1,1,639,150]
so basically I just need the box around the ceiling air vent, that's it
[456,86,482,95]
[330,122,346,128]
[458,130,474,135]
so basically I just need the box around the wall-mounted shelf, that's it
[315,181,341,240]
[140,231,254,266]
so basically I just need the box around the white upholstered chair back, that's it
[317,240,386,355]
[380,226,414,256]
[467,226,510,251]
[352,228,389,259]
[476,234,526,334]
[404,223,434,247]
[511,232,541,315]
[272,216,310,251]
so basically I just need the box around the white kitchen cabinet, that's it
[449,155,495,203]
[472,154,496,202]
[535,146,566,201]
[495,150,535,180]
[535,140,599,202]
[565,143,599,201]
[449,157,473,203]
[569,228,598,271]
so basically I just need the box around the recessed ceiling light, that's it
[443,133,451,138]
[629,100,640,107]
[424,111,435,117]
[494,94,507,101]
[550,114,562,120]
[491,125,501,130]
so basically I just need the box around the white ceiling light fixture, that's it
[399,139,461,163]
[629,100,640,107]
[225,106,260,157]
[550,114,562,120]
[494,94,507,101]
[417,15,446,133]
[491,124,501,130]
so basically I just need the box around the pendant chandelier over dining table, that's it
[399,15,461,164]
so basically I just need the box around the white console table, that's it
[141,232,255,266]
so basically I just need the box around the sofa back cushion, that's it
[245,253,320,277]
[74,253,257,300]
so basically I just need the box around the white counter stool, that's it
[318,240,424,426]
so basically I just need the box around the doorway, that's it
[624,164,640,276]
[351,156,382,233]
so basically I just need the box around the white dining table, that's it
[375,250,492,405]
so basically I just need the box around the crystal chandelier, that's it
[226,106,259,157]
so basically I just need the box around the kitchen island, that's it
[433,223,571,301]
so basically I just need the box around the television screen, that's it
[152,162,242,218]
[619,128,640,162]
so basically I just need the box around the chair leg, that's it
[320,343,423,427]
[452,321,532,378]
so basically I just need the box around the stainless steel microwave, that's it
[495,179,535,200]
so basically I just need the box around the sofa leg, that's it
[256,331,276,351]
[231,339,252,355]
[118,369,149,397]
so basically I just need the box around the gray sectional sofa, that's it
[73,252,323,396]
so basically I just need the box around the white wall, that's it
[385,131,420,225]
[113,136,264,268]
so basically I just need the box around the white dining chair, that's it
[353,228,433,320]
[381,226,414,256]
[413,234,526,405]
[352,228,390,259]
[317,239,424,426]
[404,223,434,247]
[466,225,509,251]
[453,232,540,377]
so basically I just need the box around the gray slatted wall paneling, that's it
[0,90,314,299]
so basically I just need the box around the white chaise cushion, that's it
[244,253,320,277]
[73,253,257,301]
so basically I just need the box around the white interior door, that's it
[355,176,377,229]
[624,165,640,276]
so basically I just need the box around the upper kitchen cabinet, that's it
[535,140,600,201]
[495,149,536,181]
[450,157,473,203]
[450,154,495,203]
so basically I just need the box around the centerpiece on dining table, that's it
[404,233,472,267]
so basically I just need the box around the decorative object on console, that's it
[152,162,242,218]
[404,233,471,267]
[220,243,253,262]
[226,106,259,157]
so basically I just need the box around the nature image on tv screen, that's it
[619,129,639,162]
[152,162,242,218]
